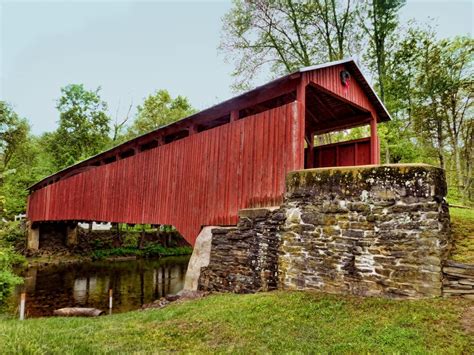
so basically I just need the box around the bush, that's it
[0,247,23,303]
[91,245,192,260]
[0,221,25,250]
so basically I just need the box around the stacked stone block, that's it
[443,260,474,299]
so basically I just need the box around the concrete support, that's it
[27,222,40,251]
[66,223,78,247]
[183,226,217,291]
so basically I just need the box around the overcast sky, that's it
[1,0,473,135]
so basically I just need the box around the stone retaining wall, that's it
[197,164,451,299]
[443,260,474,299]
[198,208,284,293]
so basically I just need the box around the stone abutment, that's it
[197,164,453,299]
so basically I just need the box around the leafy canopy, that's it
[126,89,196,139]
[48,84,111,170]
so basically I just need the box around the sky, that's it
[1,0,473,135]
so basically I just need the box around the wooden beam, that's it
[370,114,379,164]
[296,80,307,170]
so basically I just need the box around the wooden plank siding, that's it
[27,102,304,246]
[309,137,372,168]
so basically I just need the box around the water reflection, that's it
[8,256,190,318]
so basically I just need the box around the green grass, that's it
[91,245,192,260]
[0,291,472,353]
[450,207,474,263]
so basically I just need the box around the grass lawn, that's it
[0,291,472,354]
[450,207,474,263]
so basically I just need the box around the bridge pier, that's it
[27,222,40,251]
[66,223,78,247]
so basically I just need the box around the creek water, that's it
[6,256,190,318]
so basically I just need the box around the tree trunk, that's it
[437,119,445,170]
[453,146,464,196]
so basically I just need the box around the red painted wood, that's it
[338,145,355,166]
[312,138,372,168]
[27,102,304,246]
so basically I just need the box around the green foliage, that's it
[0,102,29,170]
[1,134,54,218]
[91,245,192,260]
[126,90,195,139]
[48,84,111,170]
[0,221,28,303]
[0,102,31,217]
[0,221,25,249]
[360,0,406,102]
[0,292,471,352]
[0,247,23,304]
[386,31,473,200]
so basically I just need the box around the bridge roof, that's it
[29,58,390,191]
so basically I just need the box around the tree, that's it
[220,0,362,90]
[49,84,111,170]
[0,103,55,217]
[360,0,406,102]
[126,90,195,138]
[391,31,473,201]
[0,102,29,217]
[111,99,133,143]
[381,25,431,164]
[437,37,473,198]
[0,101,29,170]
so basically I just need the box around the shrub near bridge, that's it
[0,221,26,304]
[91,245,192,260]
[0,247,23,304]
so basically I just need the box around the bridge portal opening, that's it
[303,83,379,169]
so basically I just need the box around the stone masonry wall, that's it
[198,208,285,293]
[197,164,451,299]
[279,164,450,298]
[443,260,474,299]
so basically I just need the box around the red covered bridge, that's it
[27,59,390,246]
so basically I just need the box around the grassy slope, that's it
[450,207,474,263]
[1,291,472,354]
